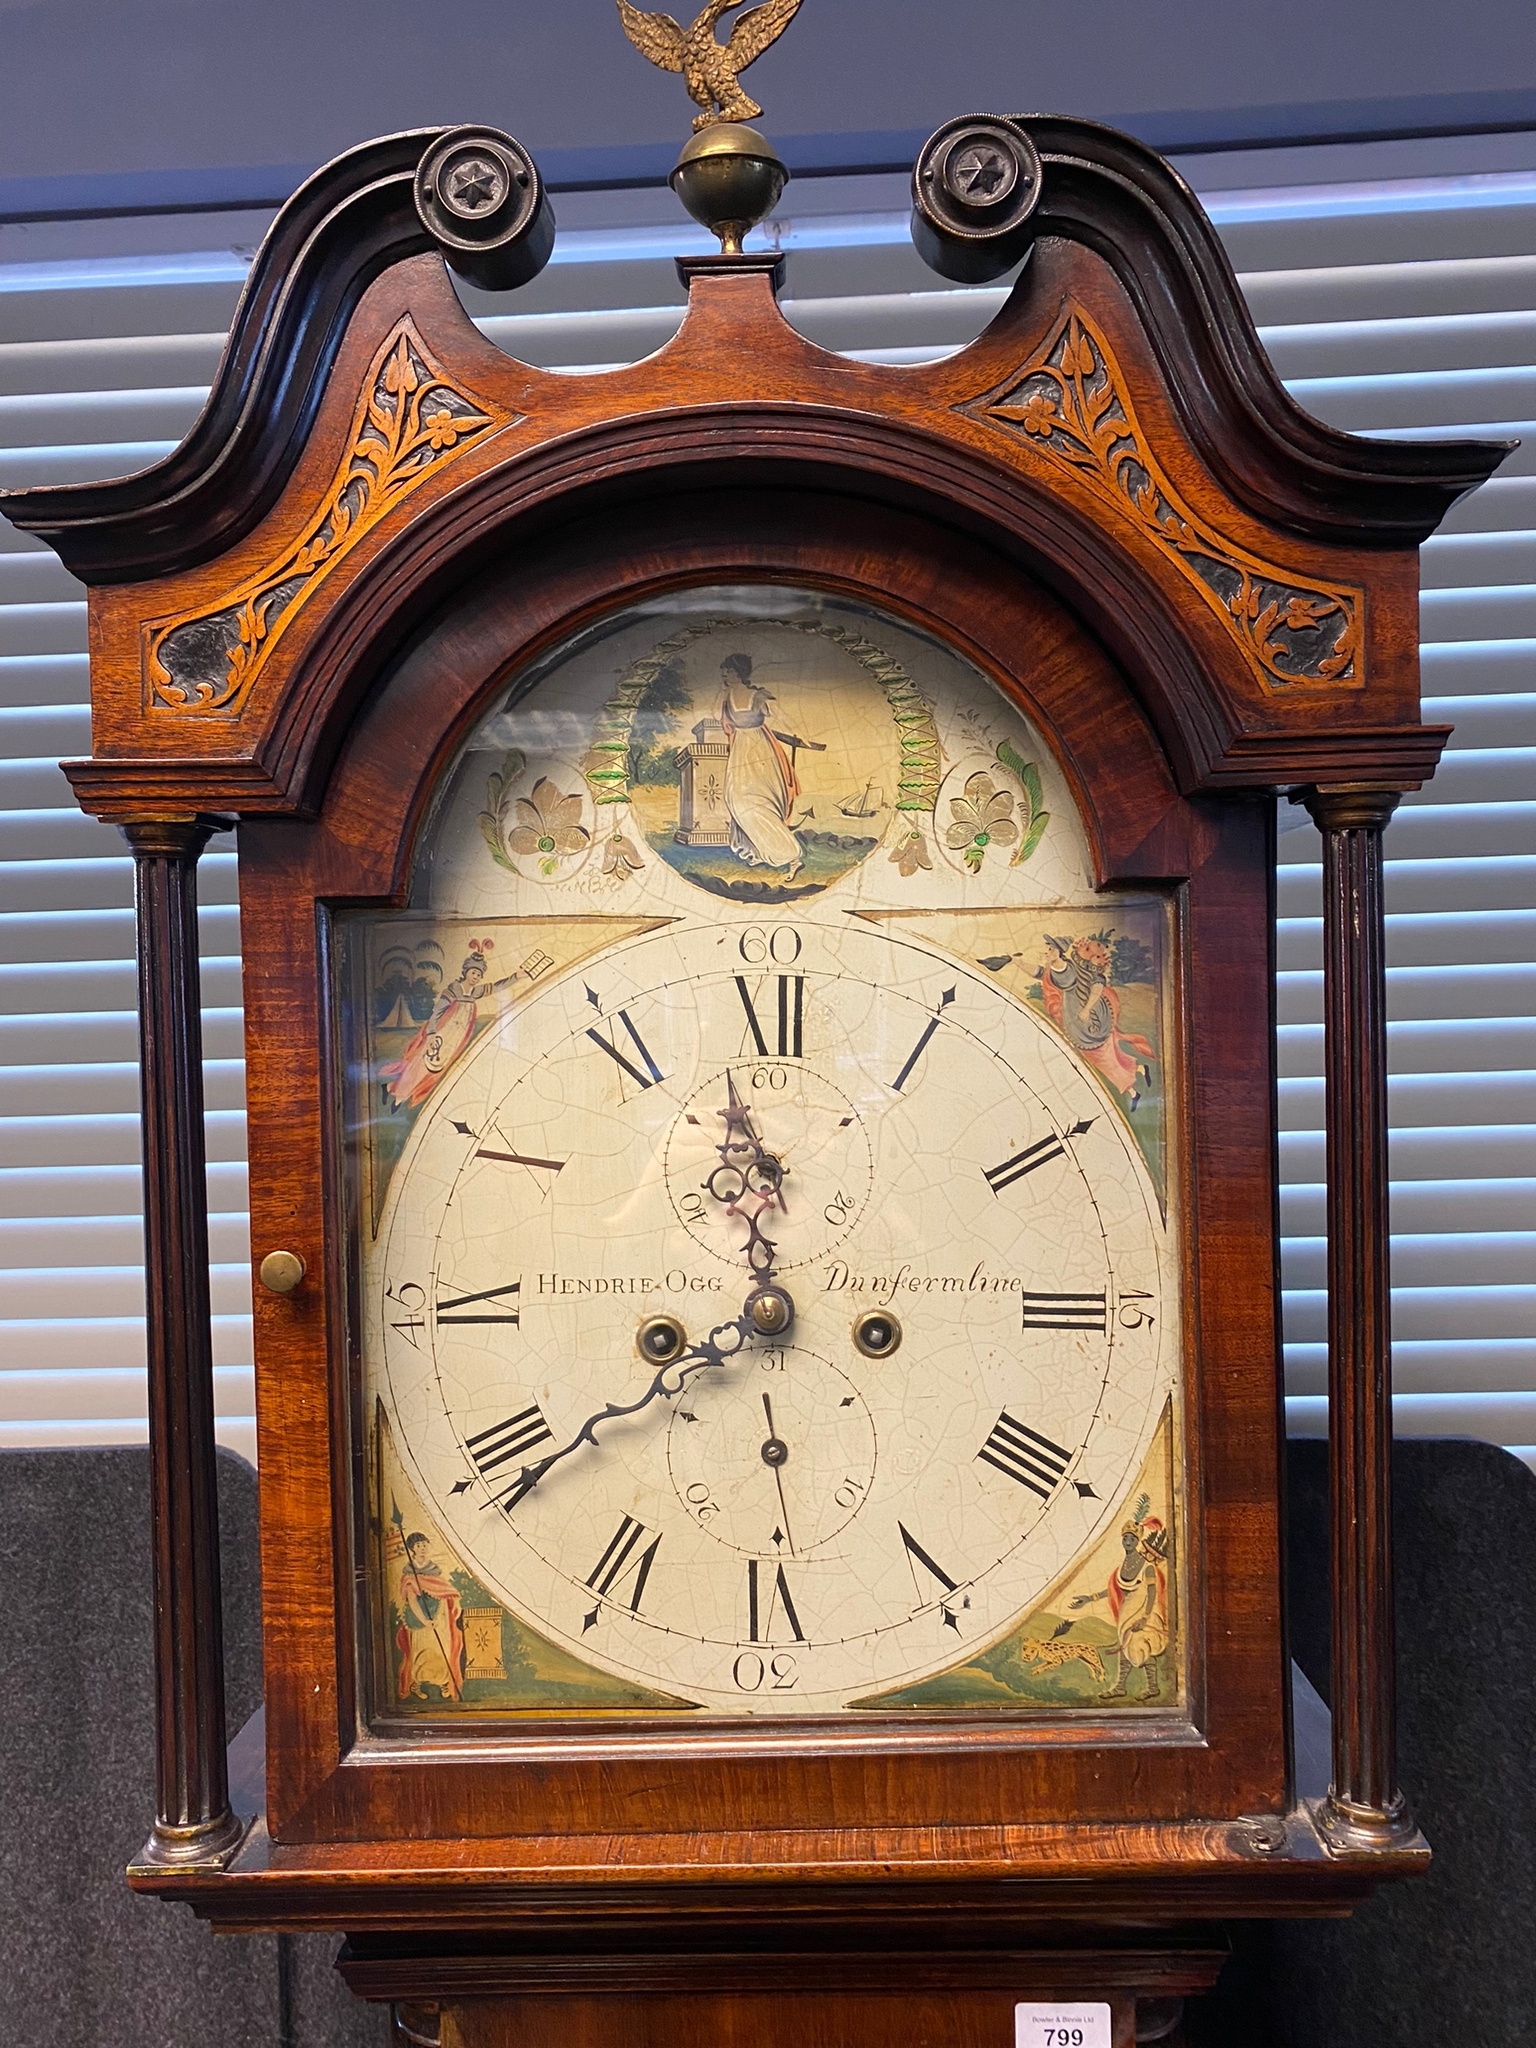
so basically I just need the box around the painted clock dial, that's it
[344,586,1182,1719]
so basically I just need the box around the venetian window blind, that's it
[2,164,1532,1471]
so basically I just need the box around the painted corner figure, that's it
[378,938,526,1110]
[1038,932,1156,1111]
[718,651,825,878]
[393,1522,466,1702]
[1069,1495,1170,1699]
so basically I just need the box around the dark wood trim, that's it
[120,814,247,1872]
[1022,114,1512,542]
[336,1935,1227,2007]
[337,1942,1227,1999]
[64,754,292,817]
[1301,784,1416,1849]
[431,1990,1169,2048]
[675,251,786,292]
[0,120,1506,586]
[1199,726,1451,793]
[0,131,447,584]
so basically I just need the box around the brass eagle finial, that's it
[616,0,804,132]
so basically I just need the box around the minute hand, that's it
[487,1314,751,1510]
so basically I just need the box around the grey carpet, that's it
[1187,1437,1536,2045]
[0,1446,387,2048]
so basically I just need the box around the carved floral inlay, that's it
[965,305,1363,690]
[146,320,511,714]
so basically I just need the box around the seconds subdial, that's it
[666,1344,878,1556]
[663,1063,874,1271]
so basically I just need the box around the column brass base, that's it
[128,1809,249,1876]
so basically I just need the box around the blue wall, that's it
[4,0,1536,218]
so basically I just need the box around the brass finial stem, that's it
[614,0,799,252]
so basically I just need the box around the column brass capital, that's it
[118,814,235,860]
[1295,783,1402,834]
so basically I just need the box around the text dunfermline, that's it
[823,1261,1024,1300]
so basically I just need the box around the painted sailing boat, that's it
[837,778,885,819]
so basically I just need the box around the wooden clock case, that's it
[3,115,1505,2045]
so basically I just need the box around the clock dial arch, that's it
[354,584,1183,1720]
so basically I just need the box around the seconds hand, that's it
[760,1389,796,1553]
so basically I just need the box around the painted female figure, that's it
[1037,932,1156,1111]
[394,1529,466,1702]
[378,938,524,1110]
[718,652,811,877]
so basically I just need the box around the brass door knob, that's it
[258,1250,306,1295]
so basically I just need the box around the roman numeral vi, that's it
[747,1557,805,1641]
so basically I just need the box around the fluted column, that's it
[122,815,245,1869]
[1302,784,1415,1847]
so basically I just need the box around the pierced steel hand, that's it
[705,1070,791,1317]
[760,1388,796,1554]
[486,1313,751,1510]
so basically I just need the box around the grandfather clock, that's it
[4,15,1504,2043]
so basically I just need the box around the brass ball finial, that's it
[612,0,800,254]
[669,122,788,255]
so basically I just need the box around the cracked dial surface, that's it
[352,586,1182,1718]
[365,916,1175,1711]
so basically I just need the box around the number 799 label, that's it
[1015,2004,1112,2048]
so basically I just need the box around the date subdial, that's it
[666,1344,878,1557]
[663,1064,873,1272]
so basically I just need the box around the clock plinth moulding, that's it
[3,87,1506,2043]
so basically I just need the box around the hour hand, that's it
[708,1072,766,1186]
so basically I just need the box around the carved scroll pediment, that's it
[963,306,1364,692]
[145,320,514,715]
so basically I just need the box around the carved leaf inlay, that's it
[965,306,1364,690]
[146,321,511,714]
